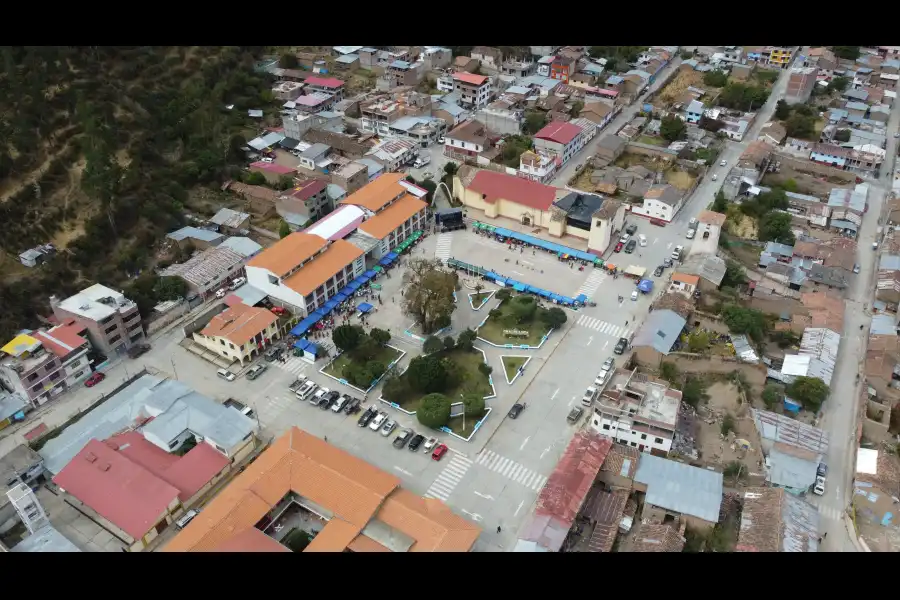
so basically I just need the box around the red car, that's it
[431,444,449,461]
[84,372,106,388]
[270,306,287,316]
[614,242,624,253]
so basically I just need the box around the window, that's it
[229,343,236,350]
[104,324,117,334]
[640,434,647,440]
[27,372,38,382]
[49,371,60,381]
[602,424,610,430]
[655,437,664,444]
[630,441,637,447]
[220,340,226,346]
[109,334,121,344]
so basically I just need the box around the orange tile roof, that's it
[347,534,391,552]
[697,210,727,227]
[283,239,364,297]
[672,273,700,286]
[200,304,278,346]
[164,427,480,553]
[341,173,408,212]
[304,518,362,552]
[213,527,291,552]
[247,232,328,277]
[358,195,427,240]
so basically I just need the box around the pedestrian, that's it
[496,526,502,534]
[324,436,328,443]
[823,532,828,539]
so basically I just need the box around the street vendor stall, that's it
[637,279,654,294]
[624,265,647,279]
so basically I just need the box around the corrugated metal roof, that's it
[219,237,262,258]
[166,227,224,243]
[632,310,686,355]
[633,455,723,523]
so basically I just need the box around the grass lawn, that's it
[323,345,403,387]
[446,409,488,438]
[478,298,553,347]
[470,291,492,309]
[501,356,528,382]
[636,134,666,147]
[389,348,493,413]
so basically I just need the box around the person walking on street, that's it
[496,526,502,534]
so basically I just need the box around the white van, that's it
[175,509,199,530]
[413,154,431,168]
[229,277,246,291]
[217,368,236,382]
[297,381,317,401]
[638,234,647,247]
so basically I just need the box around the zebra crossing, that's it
[574,269,607,299]
[435,233,453,263]
[271,355,311,377]
[809,499,843,521]
[475,450,548,492]
[576,315,630,338]
[424,453,473,502]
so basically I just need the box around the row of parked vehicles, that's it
[289,376,450,460]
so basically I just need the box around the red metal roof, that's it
[467,170,557,212]
[162,442,230,500]
[452,72,489,86]
[534,121,583,145]
[305,76,345,89]
[31,324,88,358]
[286,178,328,201]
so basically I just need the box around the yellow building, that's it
[766,46,793,68]
[192,304,280,366]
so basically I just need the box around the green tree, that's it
[722,304,769,342]
[278,219,291,239]
[703,70,729,87]
[688,331,710,353]
[774,99,792,120]
[720,413,736,436]
[456,328,477,351]
[832,46,859,60]
[419,179,437,204]
[401,258,458,334]
[569,101,584,118]
[758,212,795,244]
[682,377,709,408]
[762,384,781,409]
[698,116,724,133]
[333,324,364,353]
[660,115,687,142]
[712,190,728,213]
[786,376,829,410]
[718,82,770,111]
[660,361,679,384]
[784,112,816,139]
[152,276,187,301]
[279,53,299,69]
[423,335,443,354]
[462,392,485,418]
[417,393,451,429]
[276,175,295,190]
[523,111,548,135]
[245,171,266,186]
[541,306,568,328]
[443,161,459,177]
[782,179,798,192]
[509,295,537,323]
[443,335,456,350]
[352,336,379,361]
[370,328,391,346]
[478,362,493,376]
[721,260,747,288]
[366,360,386,381]
[407,355,448,393]
[383,375,410,401]
[495,288,512,301]
[771,330,800,348]
[827,76,850,93]
[723,460,746,481]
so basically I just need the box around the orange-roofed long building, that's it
[245,173,426,316]
[164,427,481,553]
[192,303,280,366]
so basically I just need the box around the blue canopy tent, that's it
[346,281,362,293]
[378,255,394,266]
[351,276,367,287]
[575,294,588,304]
[323,299,340,312]
[358,302,374,314]
[492,227,598,263]
[291,317,318,337]
[559,296,574,305]
[334,292,349,303]
[386,251,399,261]
[537,289,552,299]
[293,338,310,350]
[638,279,654,293]
[364,269,378,278]
[312,308,327,318]
[525,285,539,294]
[512,283,526,292]
[549,293,562,302]
[306,342,319,356]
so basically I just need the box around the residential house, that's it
[52,432,232,551]
[580,101,616,131]
[303,129,369,160]
[420,46,452,71]
[470,47,502,71]
[249,161,297,185]
[668,273,700,298]
[304,77,345,102]
[630,310,688,367]
[18,244,56,268]
[295,143,332,173]
[596,443,640,491]
[0,444,45,532]
[877,253,900,310]
[809,143,851,168]
[272,80,304,101]
[533,120,593,166]
[366,138,418,172]
[751,409,829,493]
[193,304,280,366]
[828,183,868,237]
[720,117,750,142]
[209,208,250,235]
[845,100,868,119]
[433,99,470,128]
[621,70,651,97]
[0,334,72,409]
[636,184,683,223]
[166,226,224,251]
[388,116,446,147]
[688,210,726,256]
[50,284,145,356]
[591,368,683,456]
[518,150,558,184]
[331,161,368,194]
[165,427,481,553]
[452,72,493,110]
[443,119,494,161]
[736,488,819,552]
[292,93,337,114]
[245,233,364,316]
[515,433,613,553]
[501,58,536,78]
[219,237,262,261]
[335,54,359,71]
[159,245,247,299]
[633,455,723,529]
[865,334,900,405]
[785,67,817,104]
[593,135,627,167]
[683,100,705,124]
[279,178,331,225]
[474,98,523,136]
[549,56,575,83]
[676,254,727,292]
[385,60,422,88]
[453,56,480,73]
[355,157,385,183]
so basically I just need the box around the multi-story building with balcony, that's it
[51,284,145,356]
[452,73,493,110]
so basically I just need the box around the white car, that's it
[631,290,639,301]
[720,159,727,167]
[594,371,609,387]
[813,475,826,496]
[711,174,718,181]
[686,229,696,240]
[423,437,438,452]
[638,234,647,247]
[619,234,630,244]
[331,396,348,413]
[369,412,388,431]
[228,276,247,290]
[215,288,227,299]
[261,157,274,163]
[380,419,397,437]
[438,136,446,144]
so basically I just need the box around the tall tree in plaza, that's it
[332,324,364,353]
[401,258,459,334]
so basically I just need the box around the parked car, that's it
[614,242,624,253]
[320,391,339,410]
[601,357,614,373]
[650,218,666,227]
[246,364,268,380]
[813,475,826,496]
[369,412,388,431]
[630,290,639,301]
[711,174,717,181]
[625,224,638,235]
[508,403,525,419]
[264,348,279,362]
[424,437,438,452]
[85,372,106,387]
[686,229,696,239]
[653,265,664,277]
[310,388,329,406]
[270,306,287,316]
[853,264,861,274]
[638,234,647,247]
[215,288,227,299]
[408,434,425,451]
[624,240,637,254]
[663,257,673,268]
[720,159,727,167]
[432,443,449,461]
[393,429,413,449]
[343,396,361,415]
[216,368,236,382]
[567,407,584,424]
[175,509,199,530]
[817,463,828,478]
[331,395,348,413]
[613,337,628,355]
[671,245,684,261]
[127,343,151,359]
[358,406,377,427]
[229,277,247,290]
[594,371,609,387]
[380,419,397,437]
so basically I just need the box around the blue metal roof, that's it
[633,454,723,523]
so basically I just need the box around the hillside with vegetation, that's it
[0,46,276,339]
